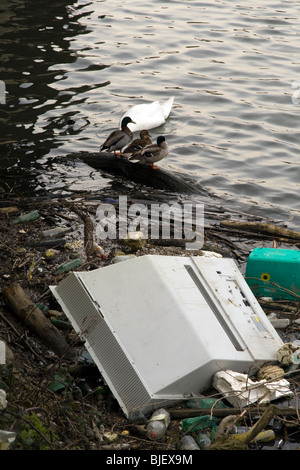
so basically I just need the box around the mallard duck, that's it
[129,136,168,169]
[120,97,174,132]
[123,130,152,154]
[100,116,136,154]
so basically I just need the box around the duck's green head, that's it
[121,116,136,127]
[157,136,166,145]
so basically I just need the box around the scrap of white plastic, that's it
[0,390,7,410]
[0,430,16,450]
[0,341,5,365]
[213,370,293,408]
[199,250,222,258]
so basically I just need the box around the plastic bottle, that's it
[128,410,147,425]
[12,210,40,224]
[197,432,211,449]
[180,435,200,450]
[146,409,170,440]
[54,258,82,275]
[33,238,66,248]
[251,429,275,444]
[231,425,250,434]
[41,226,73,238]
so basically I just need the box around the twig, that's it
[245,277,300,299]
[212,410,247,442]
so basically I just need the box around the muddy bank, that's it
[0,188,300,451]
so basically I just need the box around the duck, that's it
[100,116,136,154]
[129,136,168,169]
[123,130,152,154]
[119,96,174,133]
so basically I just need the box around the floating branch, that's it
[221,220,300,240]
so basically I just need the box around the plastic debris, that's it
[103,432,118,442]
[267,314,290,329]
[181,415,220,433]
[64,240,83,251]
[12,210,40,224]
[32,238,66,248]
[44,248,60,260]
[48,309,64,318]
[245,247,300,301]
[146,409,170,440]
[113,253,137,263]
[251,429,275,444]
[93,244,106,259]
[25,261,35,280]
[197,432,212,449]
[41,226,73,238]
[233,428,275,445]
[0,430,16,450]
[35,303,49,314]
[0,341,5,365]
[54,258,82,275]
[124,231,146,251]
[213,370,293,408]
[180,435,200,450]
[128,411,147,425]
[186,397,228,410]
[0,390,7,410]
[199,250,222,258]
[48,373,68,393]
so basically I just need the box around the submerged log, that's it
[3,282,68,357]
[67,151,207,194]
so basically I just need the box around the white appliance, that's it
[50,255,283,417]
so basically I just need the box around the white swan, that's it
[119,96,174,133]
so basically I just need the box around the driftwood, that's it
[235,405,277,445]
[170,405,300,419]
[0,141,16,146]
[258,298,300,313]
[221,220,300,240]
[0,206,19,214]
[68,151,207,194]
[208,404,277,450]
[64,203,95,258]
[3,282,68,357]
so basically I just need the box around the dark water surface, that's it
[1,0,300,227]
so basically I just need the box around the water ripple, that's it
[1,0,300,226]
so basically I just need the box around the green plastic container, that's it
[245,247,300,301]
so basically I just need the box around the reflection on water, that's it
[0,0,300,227]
